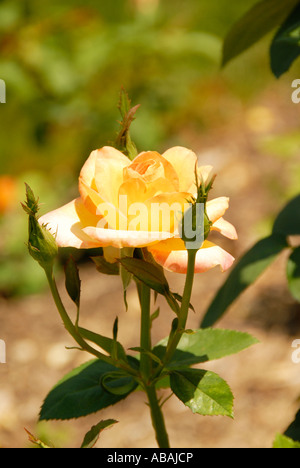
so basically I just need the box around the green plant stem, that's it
[45,269,115,365]
[155,249,197,374]
[140,282,152,381]
[145,385,170,449]
[139,279,170,448]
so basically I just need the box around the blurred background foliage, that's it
[0,0,299,296]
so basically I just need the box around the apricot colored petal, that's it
[82,226,172,249]
[131,151,179,191]
[162,146,198,192]
[148,238,235,274]
[38,198,102,249]
[80,179,127,229]
[79,147,130,211]
[211,217,238,240]
[206,197,230,224]
[118,177,147,207]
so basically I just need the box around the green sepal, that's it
[119,256,169,295]
[91,256,119,276]
[64,255,81,308]
[78,327,128,363]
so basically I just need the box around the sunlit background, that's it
[1,0,300,448]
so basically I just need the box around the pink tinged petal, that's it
[211,217,238,240]
[162,146,198,192]
[38,198,102,249]
[206,197,230,224]
[82,225,173,249]
[148,238,235,274]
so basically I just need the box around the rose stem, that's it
[139,281,170,448]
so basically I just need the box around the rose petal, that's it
[162,146,198,192]
[128,151,180,191]
[148,238,235,274]
[211,217,238,240]
[79,147,130,212]
[38,198,102,249]
[82,225,173,249]
[206,197,230,224]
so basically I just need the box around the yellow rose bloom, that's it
[39,146,237,273]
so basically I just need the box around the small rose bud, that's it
[22,184,58,272]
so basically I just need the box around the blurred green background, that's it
[0,0,299,296]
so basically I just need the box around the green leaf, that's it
[154,328,259,368]
[222,0,299,66]
[101,372,137,396]
[201,234,288,328]
[78,327,128,363]
[285,409,300,442]
[64,256,81,307]
[287,248,300,302]
[81,419,118,448]
[271,3,300,77]
[39,359,137,420]
[119,257,169,295]
[273,433,300,448]
[273,194,300,237]
[170,369,234,417]
[91,256,119,276]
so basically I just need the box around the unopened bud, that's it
[22,184,58,272]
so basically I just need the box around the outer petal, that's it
[206,197,230,224]
[38,198,102,249]
[148,238,235,274]
[162,146,198,192]
[79,146,130,212]
[82,226,173,249]
[211,217,238,240]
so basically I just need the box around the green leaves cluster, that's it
[222,0,300,77]
[22,183,258,435]
[39,328,257,421]
[201,194,300,328]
